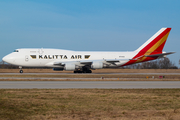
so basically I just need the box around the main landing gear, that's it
[19,66,23,73]
[74,70,92,73]
[74,67,92,73]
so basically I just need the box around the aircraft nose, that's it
[2,55,15,64]
[2,56,8,62]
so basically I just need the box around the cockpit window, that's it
[13,50,19,52]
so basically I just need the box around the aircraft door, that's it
[25,55,29,62]
[38,49,44,66]
[38,48,44,54]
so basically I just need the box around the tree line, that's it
[124,57,178,69]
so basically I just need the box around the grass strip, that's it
[0,89,180,120]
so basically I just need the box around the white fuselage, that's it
[2,28,173,73]
[3,48,136,68]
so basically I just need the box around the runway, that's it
[0,72,179,81]
[0,81,180,89]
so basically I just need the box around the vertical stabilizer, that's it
[134,28,171,60]
[122,28,171,66]
[135,28,171,55]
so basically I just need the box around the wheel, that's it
[82,70,92,73]
[20,70,23,73]
[74,70,83,73]
[88,70,92,73]
[78,71,83,73]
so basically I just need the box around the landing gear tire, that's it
[83,70,92,73]
[74,69,92,74]
[74,70,82,73]
[74,70,87,73]
[20,70,23,73]
[87,70,92,73]
[78,71,83,73]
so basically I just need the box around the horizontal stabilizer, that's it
[105,59,129,63]
[130,52,175,61]
[145,52,175,57]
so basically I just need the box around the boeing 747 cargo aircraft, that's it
[2,28,174,73]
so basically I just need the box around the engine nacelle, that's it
[53,68,64,71]
[64,63,76,71]
[91,62,103,69]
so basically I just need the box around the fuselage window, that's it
[30,51,36,53]
[119,56,125,58]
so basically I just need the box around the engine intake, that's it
[64,63,76,71]
[91,62,103,69]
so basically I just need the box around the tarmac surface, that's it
[0,72,179,81]
[0,81,180,89]
[0,73,180,89]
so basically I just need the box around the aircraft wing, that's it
[80,60,120,66]
[80,59,129,64]
[53,62,65,66]
[53,59,129,67]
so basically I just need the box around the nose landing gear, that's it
[19,66,23,73]
[20,70,23,73]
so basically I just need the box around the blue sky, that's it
[0,0,180,66]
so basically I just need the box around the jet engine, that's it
[91,62,103,69]
[64,63,76,71]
